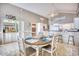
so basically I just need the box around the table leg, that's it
[36,47,40,56]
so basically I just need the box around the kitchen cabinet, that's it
[3,33,19,43]
[0,19,24,44]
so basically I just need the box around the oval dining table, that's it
[24,38,51,56]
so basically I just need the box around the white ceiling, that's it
[11,3,78,18]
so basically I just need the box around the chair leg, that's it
[55,52,57,56]
[51,51,56,56]
[54,51,57,56]
[36,48,39,56]
[42,49,44,56]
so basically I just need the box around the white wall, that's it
[0,3,48,32]
[0,3,48,55]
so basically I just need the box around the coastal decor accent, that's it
[5,14,16,20]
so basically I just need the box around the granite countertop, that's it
[67,31,79,32]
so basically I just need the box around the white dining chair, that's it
[24,43,36,56]
[25,47,36,56]
[42,36,58,56]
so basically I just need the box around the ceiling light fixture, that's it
[40,17,44,21]
[49,4,58,17]
[50,13,58,17]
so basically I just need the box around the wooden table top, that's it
[25,40,51,46]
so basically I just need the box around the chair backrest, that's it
[51,35,58,51]
[49,35,58,55]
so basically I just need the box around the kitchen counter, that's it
[49,30,79,46]
[67,31,79,32]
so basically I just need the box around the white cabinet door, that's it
[4,33,18,43]
[4,33,11,43]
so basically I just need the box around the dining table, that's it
[24,36,51,56]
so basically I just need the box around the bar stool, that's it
[68,35,75,45]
